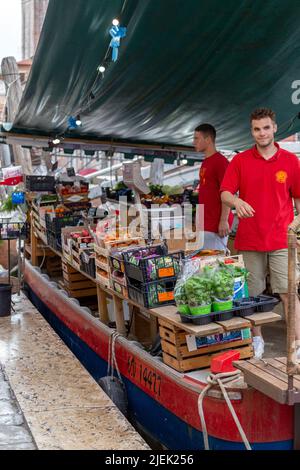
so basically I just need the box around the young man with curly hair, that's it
[221,108,300,359]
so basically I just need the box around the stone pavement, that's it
[0,366,36,449]
[0,293,149,450]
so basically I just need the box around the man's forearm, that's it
[220,203,231,222]
[221,191,236,209]
[294,198,300,215]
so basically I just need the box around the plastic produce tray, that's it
[179,295,280,325]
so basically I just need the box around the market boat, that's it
[5,0,300,450]
[24,259,294,450]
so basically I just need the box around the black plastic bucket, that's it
[0,283,12,317]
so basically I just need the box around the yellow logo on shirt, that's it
[275,171,287,183]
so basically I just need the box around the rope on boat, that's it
[197,370,252,450]
[107,330,123,383]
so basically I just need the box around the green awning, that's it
[10,0,300,150]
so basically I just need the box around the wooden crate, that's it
[61,260,97,297]
[159,318,253,372]
[45,255,62,277]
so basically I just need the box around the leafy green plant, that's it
[174,282,188,305]
[0,195,18,212]
[212,267,235,300]
[184,269,214,306]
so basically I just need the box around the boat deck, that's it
[0,293,149,450]
[233,315,300,405]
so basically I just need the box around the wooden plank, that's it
[149,316,158,342]
[62,262,78,274]
[215,316,251,331]
[164,346,253,372]
[97,284,109,324]
[68,288,97,298]
[158,318,179,333]
[159,327,183,345]
[263,358,300,389]
[161,338,252,359]
[112,294,127,335]
[63,271,86,282]
[150,306,223,336]
[30,219,39,266]
[234,360,287,404]
[64,279,96,290]
[244,311,281,326]
[272,357,300,381]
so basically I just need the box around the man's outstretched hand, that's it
[234,198,255,218]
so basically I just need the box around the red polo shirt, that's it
[198,152,234,233]
[220,143,300,251]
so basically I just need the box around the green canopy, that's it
[11,0,300,150]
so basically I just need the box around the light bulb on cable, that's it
[75,115,82,126]
[112,18,119,26]
[52,137,61,145]
[181,159,188,165]
[98,65,106,73]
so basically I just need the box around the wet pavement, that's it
[0,366,36,449]
[0,293,149,450]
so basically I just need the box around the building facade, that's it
[21,0,49,59]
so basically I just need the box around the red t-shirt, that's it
[220,143,300,251]
[198,152,234,233]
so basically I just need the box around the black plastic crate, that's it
[127,277,177,309]
[179,310,233,325]
[25,175,55,192]
[45,214,81,233]
[124,245,182,283]
[80,251,96,278]
[47,231,62,252]
[178,294,280,323]
[255,294,280,312]
[233,297,258,317]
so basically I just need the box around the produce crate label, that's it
[192,328,251,351]
[241,328,251,340]
[186,335,197,352]
[158,267,175,278]
[158,291,174,302]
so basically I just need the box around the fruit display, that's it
[141,184,191,207]
[57,180,89,196]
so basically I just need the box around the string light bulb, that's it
[98,65,106,73]
[52,137,61,145]
[181,159,188,165]
[112,18,119,26]
[75,115,82,126]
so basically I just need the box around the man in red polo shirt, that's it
[221,108,300,359]
[194,124,233,250]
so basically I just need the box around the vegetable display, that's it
[174,261,248,312]
[184,268,214,306]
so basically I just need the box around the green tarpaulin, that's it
[10,0,300,150]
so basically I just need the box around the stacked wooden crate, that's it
[94,244,110,288]
[158,317,253,372]
[61,260,97,298]
[94,237,145,290]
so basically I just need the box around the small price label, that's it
[158,267,174,278]
[158,291,174,302]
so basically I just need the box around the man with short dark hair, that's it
[194,123,233,250]
[221,107,300,359]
